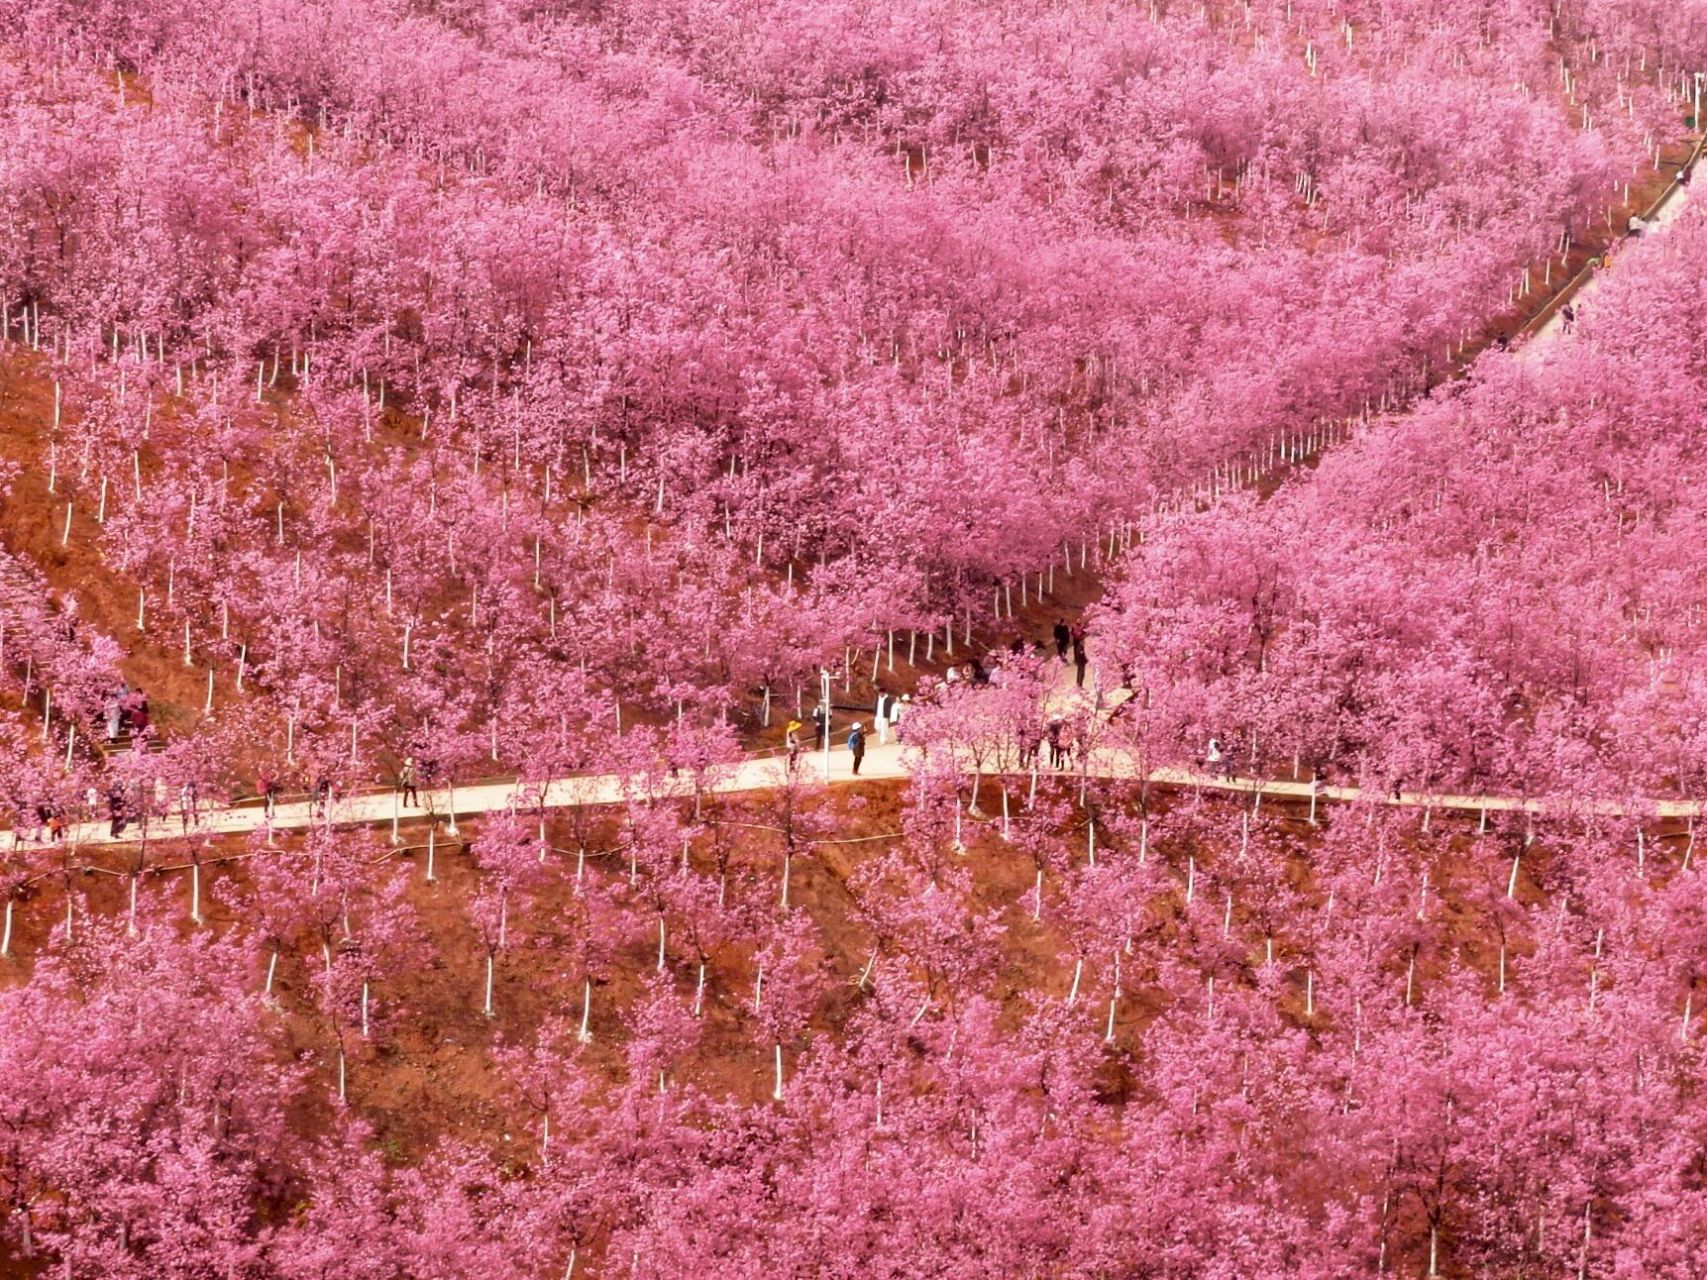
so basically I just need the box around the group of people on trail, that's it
[102,682,151,744]
[260,762,384,822]
[15,775,202,844]
[101,777,199,840]
[873,690,907,744]
[939,625,1090,694]
[781,614,1100,777]
[1019,716,1077,772]
[22,757,447,844]
[29,802,68,843]
[785,689,913,775]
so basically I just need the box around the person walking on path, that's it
[874,692,894,745]
[892,694,910,743]
[848,722,867,776]
[400,756,420,807]
[811,702,830,751]
[784,720,803,770]
[107,783,127,839]
[180,779,199,833]
[1205,736,1229,779]
[1019,721,1042,770]
[1071,626,1089,689]
[1053,618,1071,661]
[1560,302,1576,335]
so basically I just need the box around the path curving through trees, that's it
[17,731,1702,855]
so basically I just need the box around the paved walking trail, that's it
[24,668,1704,854]
[27,738,1702,855]
[1522,149,1698,353]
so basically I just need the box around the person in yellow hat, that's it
[784,720,803,769]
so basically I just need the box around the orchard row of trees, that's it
[1093,192,1707,804]
[0,0,1696,814]
[0,764,1704,1277]
[0,3,1703,1275]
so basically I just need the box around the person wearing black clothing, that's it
[811,702,830,749]
[848,722,867,775]
[107,784,127,839]
[1071,628,1089,688]
[1053,618,1071,661]
[400,756,420,807]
